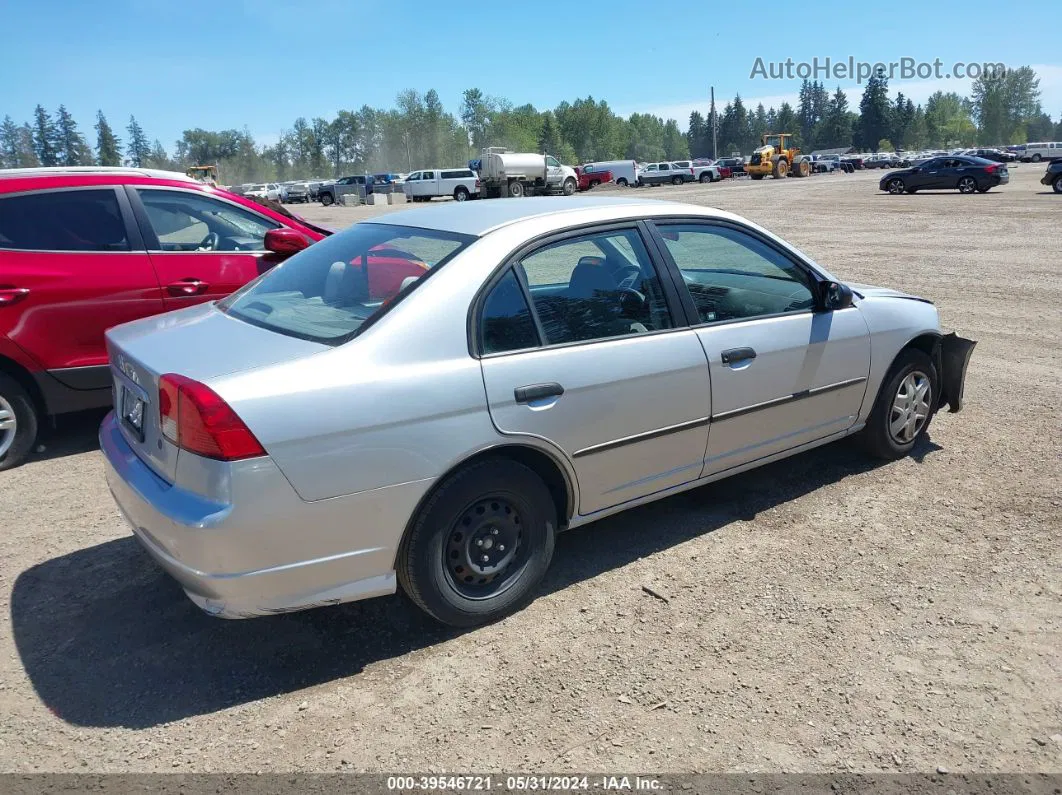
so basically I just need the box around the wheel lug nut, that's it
[476,538,483,547]
[498,544,505,552]
[491,528,499,535]
[481,554,489,563]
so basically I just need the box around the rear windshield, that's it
[219,223,473,344]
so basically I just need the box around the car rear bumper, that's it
[100,412,430,618]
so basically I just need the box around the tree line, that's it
[3,66,1058,184]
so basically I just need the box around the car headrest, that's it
[568,256,615,298]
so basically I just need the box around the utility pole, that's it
[710,86,718,160]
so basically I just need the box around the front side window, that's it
[545,156,560,167]
[479,269,539,354]
[0,189,129,252]
[220,223,473,344]
[515,228,673,345]
[137,189,279,252]
[655,223,816,323]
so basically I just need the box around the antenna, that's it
[710,86,718,160]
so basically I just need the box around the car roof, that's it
[0,166,197,182]
[363,196,726,237]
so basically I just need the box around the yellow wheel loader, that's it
[745,133,811,179]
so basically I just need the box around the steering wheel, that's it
[197,231,220,251]
[616,286,647,319]
[613,265,642,291]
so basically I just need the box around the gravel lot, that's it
[1,166,1059,774]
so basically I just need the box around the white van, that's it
[403,168,480,201]
[582,160,639,187]
[1023,142,1062,162]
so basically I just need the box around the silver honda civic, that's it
[101,197,975,626]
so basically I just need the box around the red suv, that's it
[0,167,329,469]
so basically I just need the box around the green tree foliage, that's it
[818,87,854,149]
[32,105,59,166]
[126,116,151,167]
[94,111,121,166]
[857,69,891,150]
[56,105,93,166]
[924,91,976,147]
[972,65,1044,144]
[890,94,915,149]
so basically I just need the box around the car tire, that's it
[958,176,977,194]
[886,178,906,194]
[671,175,683,186]
[454,186,469,202]
[562,178,577,196]
[1053,175,1062,194]
[616,177,628,187]
[859,348,938,461]
[699,172,711,183]
[397,458,557,627]
[508,181,525,198]
[1032,153,1042,162]
[0,374,38,472]
[589,180,600,189]
[320,193,334,206]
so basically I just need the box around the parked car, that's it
[842,155,865,170]
[672,160,722,183]
[318,175,377,206]
[245,183,283,202]
[404,168,481,202]
[285,181,312,203]
[964,148,1015,163]
[879,156,1009,194]
[0,166,328,469]
[811,154,850,173]
[715,156,746,175]
[574,166,614,191]
[637,162,696,186]
[582,160,639,187]
[1021,142,1062,162]
[1040,160,1062,193]
[99,196,974,626]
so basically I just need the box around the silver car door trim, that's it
[571,416,711,459]
[711,376,868,422]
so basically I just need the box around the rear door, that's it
[128,186,283,309]
[477,223,712,515]
[0,186,162,389]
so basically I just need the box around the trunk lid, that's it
[105,302,327,483]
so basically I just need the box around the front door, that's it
[650,221,871,475]
[0,186,162,389]
[129,187,282,309]
[478,224,711,515]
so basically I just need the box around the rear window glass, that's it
[0,189,130,252]
[219,223,473,344]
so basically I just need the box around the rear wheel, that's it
[454,186,470,202]
[397,458,557,627]
[320,193,334,206]
[1032,153,1042,162]
[859,348,937,460]
[588,180,600,189]
[958,176,977,194]
[0,374,38,472]
[616,177,628,187]
[671,175,683,186]
[699,172,711,183]
[508,180,524,198]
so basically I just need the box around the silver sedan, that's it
[101,197,975,626]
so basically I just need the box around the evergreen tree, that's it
[0,116,20,168]
[18,124,40,167]
[857,69,891,150]
[32,104,60,166]
[819,87,853,148]
[126,115,151,166]
[686,111,708,158]
[662,118,689,160]
[774,103,797,139]
[890,94,915,149]
[95,111,121,166]
[55,105,92,166]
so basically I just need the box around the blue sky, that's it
[3,0,1057,148]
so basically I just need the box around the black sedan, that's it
[879,156,1009,195]
[1041,160,1062,193]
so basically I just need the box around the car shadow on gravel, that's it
[31,409,107,462]
[11,436,938,729]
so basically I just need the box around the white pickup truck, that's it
[403,168,481,202]
[673,160,723,183]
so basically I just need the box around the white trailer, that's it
[477,148,578,198]
[582,159,639,187]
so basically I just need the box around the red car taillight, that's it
[984,164,998,173]
[159,374,265,461]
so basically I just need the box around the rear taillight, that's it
[158,374,265,461]
[985,164,998,173]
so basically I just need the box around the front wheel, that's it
[886,178,906,195]
[1053,175,1062,194]
[958,176,977,194]
[562,178,577,196]
[397,458,557,627]
[859,348,937,460]
[0,374,38,472]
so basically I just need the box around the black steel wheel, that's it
[444,497,527,599]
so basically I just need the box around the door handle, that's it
[514,382,564,404]
[166,279,209,296]
[721,347,757,365]
[0,287,30,306]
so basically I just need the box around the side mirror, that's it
[264,227,310,257]
[820,281,854,311]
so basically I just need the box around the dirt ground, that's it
[1,166,1059,774]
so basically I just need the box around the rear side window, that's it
[479,269,539,354]
[0,189,130,252]
[220,223,473,344]
[441,170,473,179]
